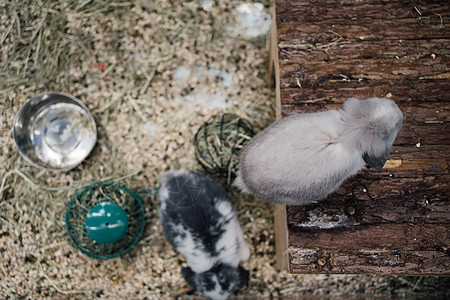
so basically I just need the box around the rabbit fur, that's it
[234,97,403,206]
[158,170,250,300]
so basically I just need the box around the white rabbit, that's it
[158,170,250,300]
[234,97,403,206]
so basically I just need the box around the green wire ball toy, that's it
[194,113,254,182]
[66,183,147,260]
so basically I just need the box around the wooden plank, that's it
[285,159,449,275]
[280,98,449,116]
[276,0,450,23]
[270,6,289,271]
[274,204,289,270]
[288,170,449,275]
[289,248,450,275]
[274,0,450,275]
[287,174,450,226]
[394,124,449,146]
[277,21,449,44]
[288,169,449,275]
[279,80,450,104]
[278,59,450,88]
[289,223,449,275]
[289,224,448,252]
[276,0,447,6]
[270,6,282,120]
[389,145,450,160]
[279,39,450,62]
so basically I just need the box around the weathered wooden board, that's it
[286,172,450,275]
[279,39,450,61]
[279,60,450,86]
[271,0,450,274]
[289,249,449,275]
[288,174,450,226]
[279,80,450,106]
[276,0,450,23]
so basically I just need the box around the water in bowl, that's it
[30,102,96,168]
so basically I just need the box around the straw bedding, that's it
[0,1,448,299]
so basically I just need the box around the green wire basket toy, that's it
[66,183,147,260]
[194,113,254,183]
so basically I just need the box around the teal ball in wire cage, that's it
[194,113,254,183]
[65,183,157,260]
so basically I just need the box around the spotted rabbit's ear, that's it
[238,266,250,288]
[363,148,389,170]
[181,266,197,288]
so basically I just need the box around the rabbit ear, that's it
[363,149,389,170]
[238,266,250,288]
[340,97,361,112]
[181,267,197,288]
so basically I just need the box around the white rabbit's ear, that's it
[340,97,361,111]
[363,149,389,170]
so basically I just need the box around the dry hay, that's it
[1,0,449,299]
[194,113,254,183]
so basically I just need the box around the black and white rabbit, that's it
[234,97,403,206]
[158,170,250,300]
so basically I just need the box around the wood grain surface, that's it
[272,0,450,275]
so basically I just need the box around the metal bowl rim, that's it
[12,91,97,172]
